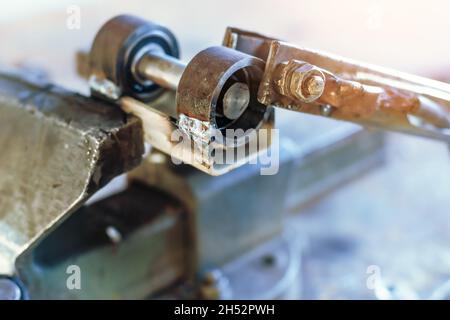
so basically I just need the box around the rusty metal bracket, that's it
[224,28,450,142]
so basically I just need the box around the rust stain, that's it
[318,72,420,118]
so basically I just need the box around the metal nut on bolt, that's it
[274,60,325,103]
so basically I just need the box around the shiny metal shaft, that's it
[135,51,251,120]
[136,51,186,91]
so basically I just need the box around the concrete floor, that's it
[292,132,450,299]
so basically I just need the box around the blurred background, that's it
[1,0,450,299]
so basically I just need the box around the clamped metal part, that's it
[85,15,274,175]
[82,15,450,176]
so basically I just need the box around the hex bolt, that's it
[275,60,326,103]
[0,278,22,300]
[135,49,187,91]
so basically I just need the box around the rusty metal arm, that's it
[224,28,450,142]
